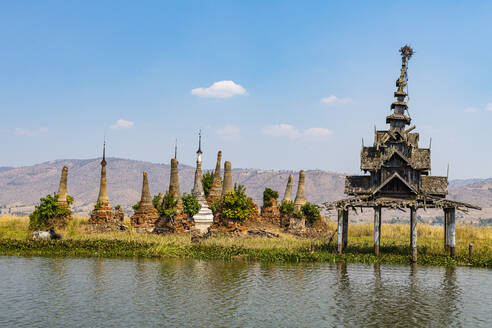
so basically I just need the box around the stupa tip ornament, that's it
[399,45,414,61]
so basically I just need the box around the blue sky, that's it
[1,1,491,179]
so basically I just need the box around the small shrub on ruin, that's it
[202,171,214,197]
[29,194,72,230]
[182,193,201,217]
[262,188,279,208]
[279,200,294,215]
[220,184,255,222]
[152,194,178,217]
[210,199,221,214]
[114,204,121,211]
[132,201,141,211]
[301,203,321,225]
[94,201,102,210]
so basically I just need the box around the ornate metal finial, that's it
[174,138,177,159]
[197,129,202,154]
[396,45,414,95]
[399,45,414,61]
[101,137,106,165]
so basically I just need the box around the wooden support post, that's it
[343,209,349,248]
[337,209,344,255]
[469,243,474,259]
[449,208,456,258]
[410,207,417,263]
[374,207,381,256]
[444,208,450,252]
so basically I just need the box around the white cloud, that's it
[304,127,333,140]
[261,124,332,141]
[111,119,134,129]
[191,80,247,98]
[14,127,48,136]
[321,95,352,105]
[217,125,241,139]
[261,124,301,139]
[486,103,492,112]
[464,107,477,113]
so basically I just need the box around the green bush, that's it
[132,201,140,211]
[262,188,279,208]
[220,184,255,222]
[94,201,102,210]
[182,193,201,217]
[279,200,294,215]
[152,194,178,217]
[29,194,72,230]
[301,203,321,225]
[114,204,121,211]
[210,199,221,215]
[66,195,74,206]
[202,171,214,197]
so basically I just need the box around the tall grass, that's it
[0,216,491,267]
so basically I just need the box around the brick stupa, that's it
[206,150,223,205]
[131,172,159,232]
[89,143,124,230]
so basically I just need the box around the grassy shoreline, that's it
[1,216,491,268]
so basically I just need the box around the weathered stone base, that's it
[154,213,195,234]
[88,206,126,232]
[131,205,159,233]
[47,213,73,229]
[288,217,306,234]
[260,199,281,226]
[206,181,222,206]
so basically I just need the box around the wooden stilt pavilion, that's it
[322,46,480,261]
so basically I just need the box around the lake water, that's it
[0,256,491,327]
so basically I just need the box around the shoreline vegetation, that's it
[0,216,491,268]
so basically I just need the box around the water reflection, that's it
[0,256,490,328]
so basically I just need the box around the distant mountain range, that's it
[1,158,491,224]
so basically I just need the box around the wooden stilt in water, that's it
[374,207,381,256]
[337,209,344,255]
[444,208,450,252]
[410,207,417,263]
[449,207,456,258]
[342,209,349,248]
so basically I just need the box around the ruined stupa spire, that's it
[294,170,306,212]
[174,138,178,159]
[131,171,159,232]
[96,141,110,206]
[57,166,69,207]
[192,131,205,198]
[207,150,223,204]
[140,172,153,206]
[222,161,233,195]
[168,157,183,209]
[283,174,294,202]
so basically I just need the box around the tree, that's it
[182,193,201,217]
[202,171,214,197]
[220,184,255,222]
[262,188,279,208]
[29,194,72,230]
[279,200,294,215]
[152,194,177,217]
[301,203,321,225]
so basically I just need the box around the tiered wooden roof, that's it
[323,46,480,212]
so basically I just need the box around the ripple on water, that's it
[0,256,491,328]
